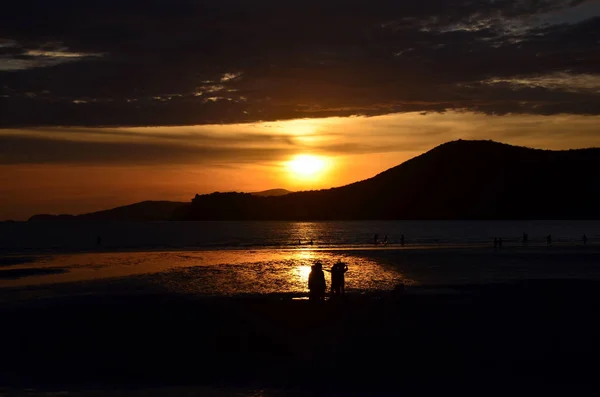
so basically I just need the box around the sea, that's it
[1,220,599,295]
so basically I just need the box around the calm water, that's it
[1,220,598,252]
[1,221,599,296]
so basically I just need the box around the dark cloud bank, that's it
[1,0,599,127]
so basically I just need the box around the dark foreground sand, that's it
[2,279,600,396]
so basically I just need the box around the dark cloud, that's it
[0,124,428,165]
[1,0,599,127]
[0,134,294,165]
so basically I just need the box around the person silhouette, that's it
[325,263,336,295]
[583,234,588,245]
[327,259,349,297]
[522,232,528,245]
[374,234,379,245]
[308,262,326,301]
[382,235,388,246]
[547,234,552,246]
[97,235,102,246]
[400,234,405,246]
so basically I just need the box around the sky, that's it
[1,0,600,220]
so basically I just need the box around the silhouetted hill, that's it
[29,201,187,222]
[28,214,76,222]
[179,140,600,220]
[251,189,293,197]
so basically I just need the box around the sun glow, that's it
[298,265,312,281]
[286,154,328,180]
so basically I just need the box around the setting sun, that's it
[286,155,327,180]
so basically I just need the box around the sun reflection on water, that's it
[149,249,413,296]
[3,248,415,297]
[296,265,312,284]
[291,249,316,286]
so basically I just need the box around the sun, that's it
[286,154,327,179]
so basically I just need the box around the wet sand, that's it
[2,246,600,395]
[2,245,600,289]
[2,279,600,396]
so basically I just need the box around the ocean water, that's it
[1,221,599,295]
[1,220,597,252]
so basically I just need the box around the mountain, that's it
[29,201,187,222]
[251,189,293,197]
[27,140,600,221]
[179,140,600,220]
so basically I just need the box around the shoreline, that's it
[3,244,600,293]
[2,240,598,256]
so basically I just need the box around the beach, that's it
[2,242,600,395]
[2,279,600,396]
[2,244,600,295]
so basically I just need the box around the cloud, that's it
[3,112,600,166]
[1,0,599,127]
[0,133,296,165]
[0,40,105,71]
[482,73,600,93]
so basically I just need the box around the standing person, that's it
[400,234,405,246]
[308,262,326,301]
[547,234,552,246]
[374,234,379,245]
[583,234,588,245]
[325,263,339,296]
[332,259,349,296]
[382,235,388,246]
[522,232,528,245]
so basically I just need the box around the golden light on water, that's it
[286,154,328,181]
[293,249,316,285]
[298,265,312,281]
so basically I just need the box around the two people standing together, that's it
[308,260,349,301]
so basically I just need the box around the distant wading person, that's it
[326,259,349,297]
[583,234,588,245]
[308,262,326,301]
[547,234,552,246]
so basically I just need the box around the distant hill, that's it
[251,189,293,197]
[29,201,187,222]
[178,140,600,220]
[27,140,600,221]
[27,193,292,222]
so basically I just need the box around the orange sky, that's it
[2,111,600,220]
